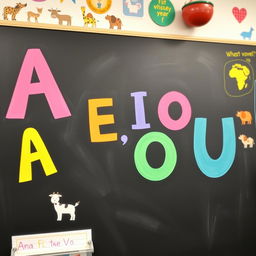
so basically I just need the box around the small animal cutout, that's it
[232,7,247,23]
[48,9,71,26]
[81,6,97,28]
[105,15,122,29]
[240,27,254,40]
[3,3,27,21]
[49,192,80,221]
[27,8,43,23]
[238,134,255,148]
[236,111,252,125]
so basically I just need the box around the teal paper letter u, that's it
[194,118,236,178]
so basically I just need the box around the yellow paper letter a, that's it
[19,128,58,183]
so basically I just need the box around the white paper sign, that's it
[12,229,93,256]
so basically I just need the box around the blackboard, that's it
[0,26,256,256]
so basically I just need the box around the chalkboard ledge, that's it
[0,20,255,46]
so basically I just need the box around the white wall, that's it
[1,0,256,44]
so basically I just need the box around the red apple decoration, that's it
[182,1,214,27]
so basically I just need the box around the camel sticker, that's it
[105,15,122,29]
[123,0,144,17]
[236,111,253,125]
[238,134,255,148]
[49,192,80,221]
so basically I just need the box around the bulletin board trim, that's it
[1,20,256,46]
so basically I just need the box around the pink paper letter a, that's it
[6,49,71,119]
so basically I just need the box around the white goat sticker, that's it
[49,192,80,221]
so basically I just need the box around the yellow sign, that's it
[86,0,112,14]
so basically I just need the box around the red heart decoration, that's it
[232,7,247,23]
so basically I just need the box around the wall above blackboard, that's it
[1,0,256,45]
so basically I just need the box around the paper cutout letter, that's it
[134,131,177,181]
[19,128,58,183]
[194,118,236,178]
[158,91,192,130]
[131,91,151,130]
[6,49,71,119]
[88,98,117,142]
